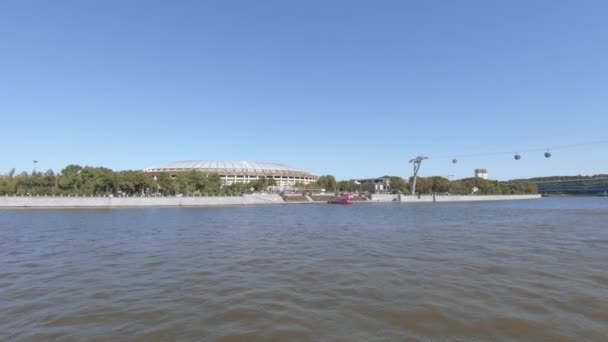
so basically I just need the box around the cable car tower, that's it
[409,156,428,195]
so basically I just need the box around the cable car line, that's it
[429,139,608,163]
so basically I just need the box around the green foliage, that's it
[159,171,223,196]
[0,165,226,196]
[406,176,538,195]
[293,182,307,189]
[337,180,354,192]
[316,175,337,191]
[429,176,451,193]
[408,176,429,194]
[224,182,250,195]
[0,165,539,197]
[383,176,409,194]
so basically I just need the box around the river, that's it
[1,198,607,340]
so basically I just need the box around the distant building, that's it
[352,177,391,193]
[144,160,317,190]
[534,177,608,195]
[475,168,488,179]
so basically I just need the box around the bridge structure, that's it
[532,177,608,195]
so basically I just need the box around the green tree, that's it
[293,182,307,190]
[0,166,541,197]
[203,173,223,194]
[156,173,175,195]
[429,176,451,193]
[383,176,409,194]
[59,164,83,193]
[226,182,250,195]
[117,170,152,195]
[249,177,277,192]
[409,176,431,194]
[337,180,355,192]
[316,175,337,191]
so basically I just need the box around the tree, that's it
[316,175,337,191]
[249,177,277,192]
[429,176,451,193]
[226,182,250,195]
[203,173,223,194]
[0,165,541,197]
[384,176,409,194]
[59,164,83,193]
[337,180,355,192]
[179,170,206,194]
[0,172,16,195]
[156,173,175,195]
[77,167,117,195]
[409,176,431,194]
[117,170,151,195]
[293,182,307,190]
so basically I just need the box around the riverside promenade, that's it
[0,193,541,208]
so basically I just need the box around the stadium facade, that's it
[144,160,318,189]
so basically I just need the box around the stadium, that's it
[144,160,318,189]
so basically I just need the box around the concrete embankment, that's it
[0,194,284,208]
[370,194,542,203]
[0,193,541,208]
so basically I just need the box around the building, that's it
[144,160,317,190]
[352,177,391,193]
[533,177,608,195]
[475,168,489,179]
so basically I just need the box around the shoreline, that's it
[0,194,541,208]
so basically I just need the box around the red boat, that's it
[328,192,355,204]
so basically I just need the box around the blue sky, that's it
[1,0,607,180]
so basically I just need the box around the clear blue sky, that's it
[1,0,607,180]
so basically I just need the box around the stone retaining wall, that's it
[0,194,284,208]
[0,193,541,208]
[371,194,541,203]
[369,194,401,202]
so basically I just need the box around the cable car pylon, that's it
[409,156,428,195]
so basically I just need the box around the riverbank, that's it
[0,194,284,208]
[371,194,542,202]
[0,194,541,208]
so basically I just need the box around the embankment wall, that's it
[0,193,541,208]
[371,194,542,203]
[0,194,284,208]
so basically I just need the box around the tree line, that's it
[296,174,537,195]
[0,165,537,196]
[405,176,538,195]
[0,165,276,196]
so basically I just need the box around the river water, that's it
[1,198,607,341]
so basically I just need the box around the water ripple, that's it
[1,198,607,340]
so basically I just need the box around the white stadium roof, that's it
[144,160,314,176]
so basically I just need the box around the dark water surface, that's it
[1,198,607,341]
